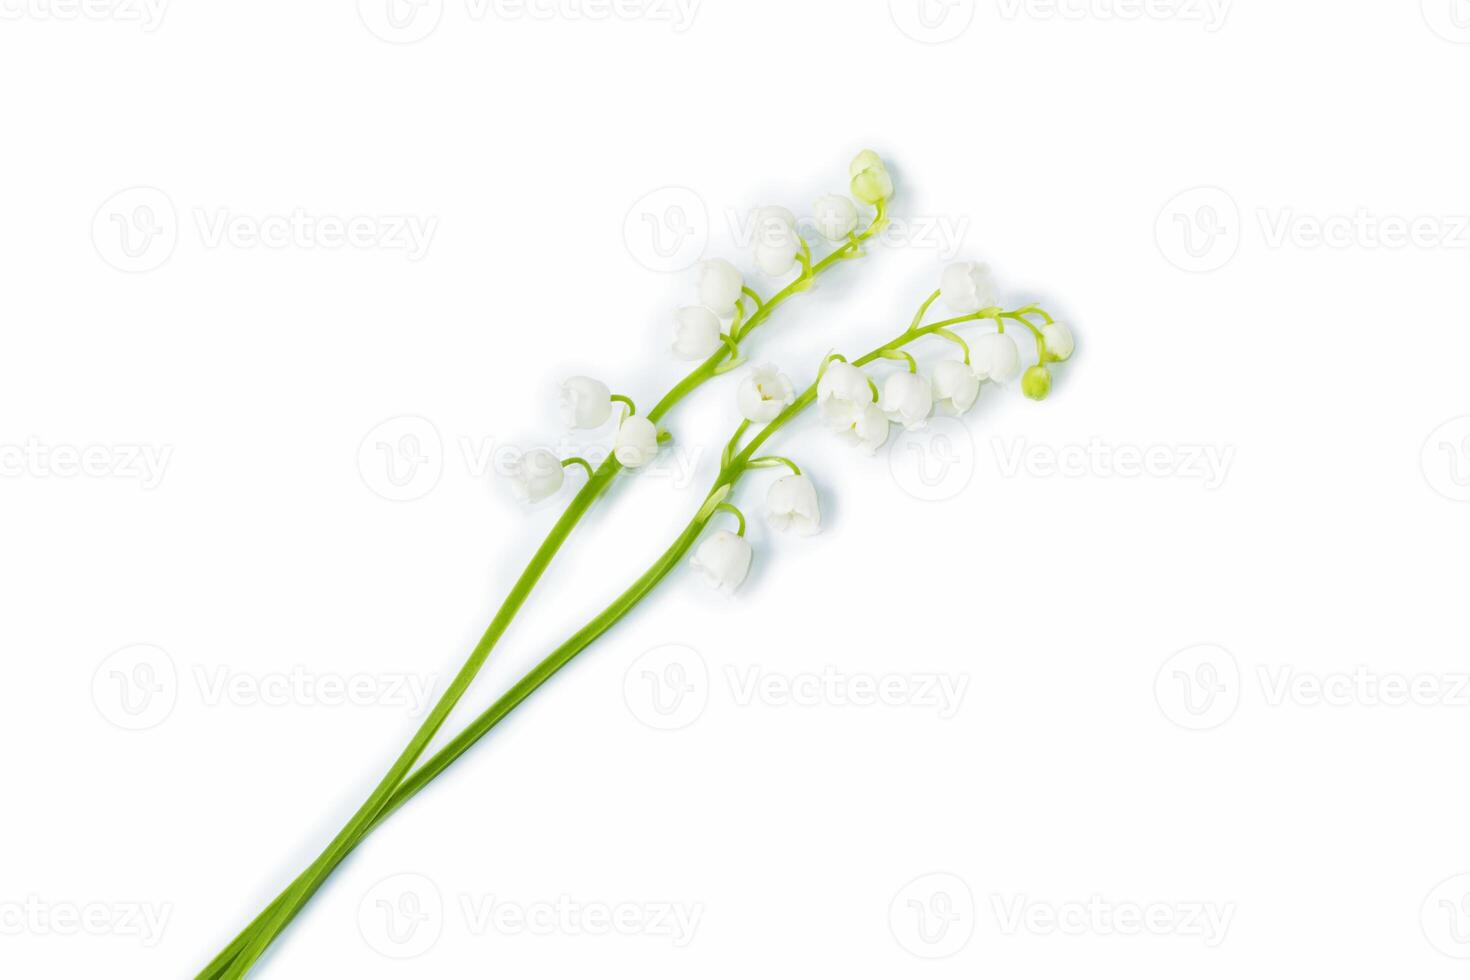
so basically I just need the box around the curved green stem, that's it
[748,455,801,476]
[561,456,595,480]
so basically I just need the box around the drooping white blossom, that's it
[507,449,564,504]
[817,361,874,431]
[881,372,933,430]
[811,194,858,241]
[690,529,752,593]
[672,306,723,360]
[614,416,659,468]
[752,206,800,277]
[972,331,1021,382]
[1041,320,1075,362]
[698,259,744,318]
[931,359,982,414]
[559,376,612,429]
[737,364,796,424]
[766,474,820,536]
[940,261,999,314]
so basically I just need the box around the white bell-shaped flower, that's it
[672,306,723,361]
[931,359,981,414]
[817,361,873,431]
[766,474,820,536]
[844,403,890,455]
[559,376,612,429]
[1041,320,1075,361]
[614,416,659,469]
[940,261,999,314]
[690,529,752,593]
[698,259,744,318]
[881,372,933,430]
[972,331,1021,382]
[507,448,564,504]
[812,194,858,241]
[752,205,800,277]
[737,363,796,424]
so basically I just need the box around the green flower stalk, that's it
[198,153,897,979]
[197,264,1071,975]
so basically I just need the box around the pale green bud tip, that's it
[848,149,893,205]
[1022,364,1053,401]
[849,149,884,178]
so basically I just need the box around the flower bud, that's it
[881,372,933,430]
[1041,320,1075,362]
[507,448,564,504]
[939,261,999,314]
[849,149,893,205]
[672,306,723,360]
[812,194,858,241]
[559,376,612,429]
[972,332,1021,382]
[931,359,981,414]
[698,259,744,318]
[614,416,659,468]
[737,363,796,424]
[766,474,820,536]
[1022,364,1053,401]
[690,529,752,593]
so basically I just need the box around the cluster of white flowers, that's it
[814,261,1075,460]
[507,153,1076,600]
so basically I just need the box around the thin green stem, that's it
[609,394,636,421]
[561,456,595,480]
[748,455,801,476]
[713,502,746,536]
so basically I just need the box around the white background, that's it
[3,1,1469,976]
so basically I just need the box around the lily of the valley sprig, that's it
[195,151,1077,978]
[197,150,897,979]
